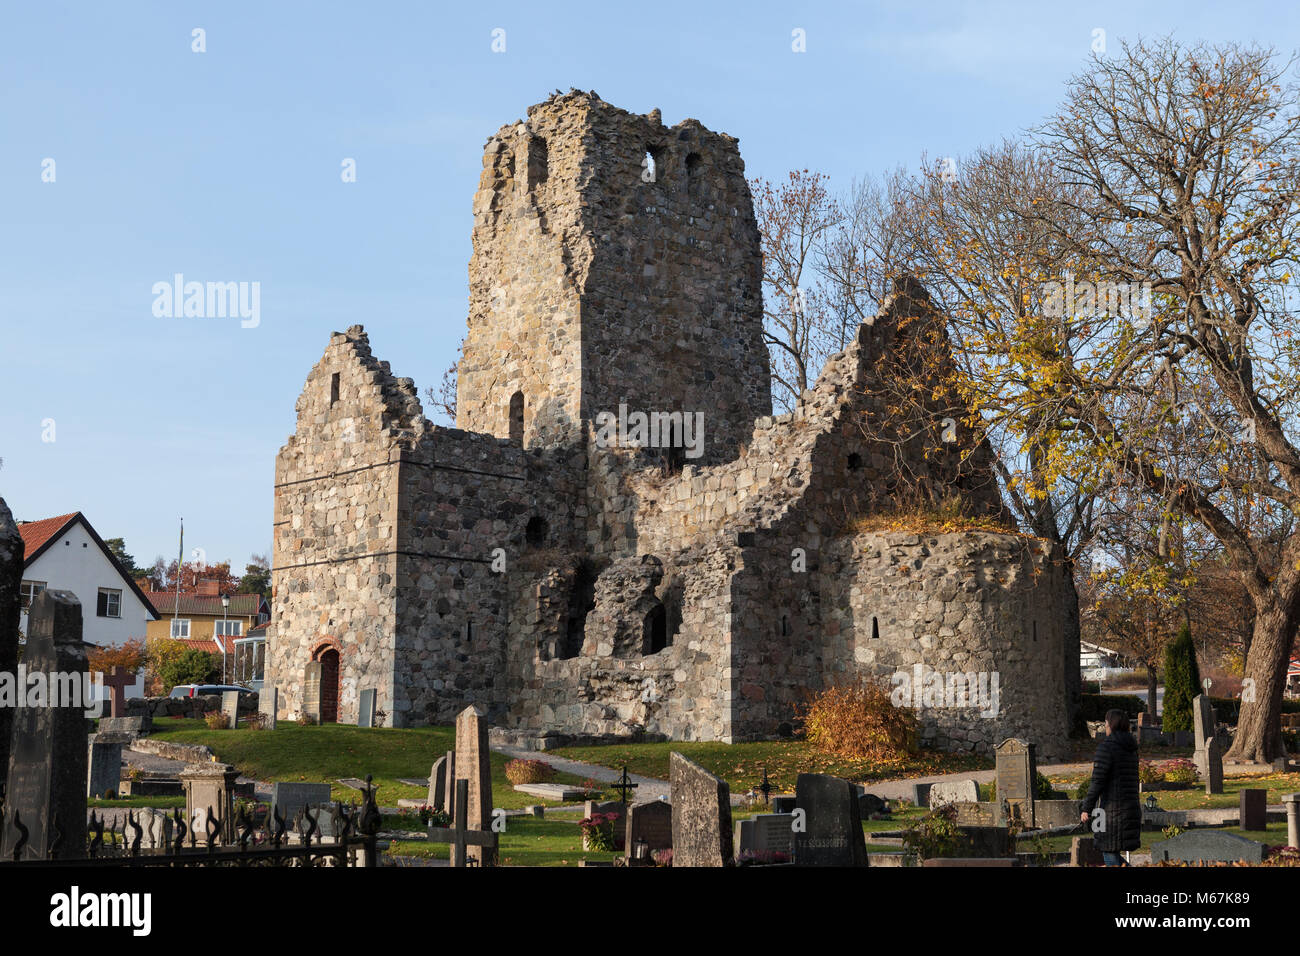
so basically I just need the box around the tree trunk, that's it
[1225,597,1298,763]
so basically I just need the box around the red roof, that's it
[145,591,265,617]
[17,513,79,558]
[175,638,223,654]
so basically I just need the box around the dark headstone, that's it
[859,792,887,817]
[911,782,932,807]
[270,781,332,826]
[1204,736,1225,795]
[1239,788,1267,831]
[958,825,1011,857]
[624,800,672,860]
[735,812,794,860]
[1150,829,1265,865]
[669,752,732,867]
[86,732,127,798]
[771,795,796,814]
[793,773,868,866]
[0,590,89,860]
[0,498,22,794]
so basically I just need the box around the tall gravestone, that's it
[221,690,241,730]
[259,684,278,729]
[1,590,89,860]
[0,498,22,793]
[86,732,127,799]
[1239,788,1267,831]
[358,688,377,728]
[669,752,732,867]
[1193,694,1216,776]
[453,706,495,865]
[793,773,868,866]
[995,738,1037,828]
[1204,736,1225,795]
[302,661,322,722]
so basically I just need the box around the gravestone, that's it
[929,779,981,808]
[427,754,448,809]
[669,752,732,867]
[624,800,672,862]
[221,690,240,730]
[180,764,239,845]
[1284,793,1299,849]
[134,807,173,850]
[995,738,1037,829]
[259,685,278,730]
[302,661,322,722]
[0,498,23,790]
[1137,711,1162,744]
[959,825,1011,857]
[583,799,627,851]
[1239,788,1267,831]
[1149,829,1265,864]
[911,782,932,807]
[859,791,887,817]
[270,781,332,829]
[86,732,127,798]
[772,795,796,814]
[1204,736,1225,795]
[793,773,868,866]
[453,706,495,865]
[101,666,135,719]
[735,812,794,860]
[441,749,456,816]
[1193,694,1216,776]
[955,802,999,827]
[428,778,498,867]
[358,688,377,728]
[0,589,89,861]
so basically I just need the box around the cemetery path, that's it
[492,744,674,802]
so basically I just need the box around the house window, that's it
[215,620,243,638]
[170,619,191,639]
[96,588,122,618]
[19,580,46,609]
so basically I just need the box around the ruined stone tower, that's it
[267,93,1070,758]
[456,91,771,463]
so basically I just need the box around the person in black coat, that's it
[1080,709,1142,866]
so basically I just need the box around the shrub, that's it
[901,804,964,861]
[1079,693,1145,721]
[204,710,229,730]
[158,648,220,692]
[88,638,146,678]
[579,812,620,852]
[800,678,919,760]
[1082,680,1101,695]
[1160,758,1199,785]
[1073,779,1090,800]
[1034,772,1060,800]
[1162,624,1201,734]
[1138,760,1163,785]
[504,759,555,785]
[296,714,317,726]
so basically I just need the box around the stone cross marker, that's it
[101,666,134,719]
[0,589,89,861]
[221,690,240,730]
[0,497,23,788]
[453,706,495,865]
[995,738,1037,828]
[358,688,377,728]
[669,752,732,867]
[428,779,498,867]
[793,773,868,866]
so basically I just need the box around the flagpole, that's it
[174,517,183,621]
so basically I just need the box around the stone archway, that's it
[311,643,341,724]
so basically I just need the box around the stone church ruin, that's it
[266,91,1069,756]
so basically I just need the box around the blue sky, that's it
[0,0,1292,571]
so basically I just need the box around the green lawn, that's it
[88,795,186,809]
[387,816,613,867]
[550,739,989,794]
[149,722,598,810]
[1042,768,1300,810]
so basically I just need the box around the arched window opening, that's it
[509,390,525,444]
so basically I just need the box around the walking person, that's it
[1080,708,1142,866]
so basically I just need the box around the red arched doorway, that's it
[313,646,340,723]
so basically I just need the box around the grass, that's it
[88,795,186,809]
[1042,769,1300,810]
[150,722,597,810]
[387,816,611,867]
[551,739,988,794]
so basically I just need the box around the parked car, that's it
[168,683,257,698]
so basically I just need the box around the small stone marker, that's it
[735,812,794,860]
[994,738,1037,829]
[1239,788,1267,831]
[1283,793,1299,849]
[453,706,495,865]
[669,752,732,867]
[86,732,127,798]
[793,772,868,866]
[221,690,240,730]
[624,800,672,862]
[929,778,981,808]
[259,685,278,730]
[358,688,377,728]
[270,781,332,827]
[1149,829,1265,865]
[0,589,89,861]
[427,755,448,809]
[1204,736,1225,795]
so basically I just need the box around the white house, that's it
[18,511,158,697]
[1080,640,1127,682]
